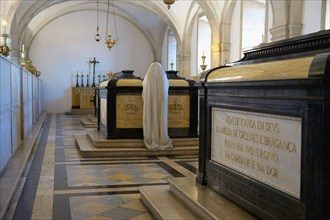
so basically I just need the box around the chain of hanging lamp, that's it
[105,0,118,49]
[95,1,101,42]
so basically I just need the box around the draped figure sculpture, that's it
[142,62,173,150]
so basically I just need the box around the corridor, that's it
[4,114,198,220]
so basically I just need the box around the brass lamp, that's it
[0,34,10,56]
[0,21,10,56]
[105,34,117,49]
[95,1,101,42]
[200,54,207,71]
[164,0,176,9]
[105,0,118,50]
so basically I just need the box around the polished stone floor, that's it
[3,114,198,220]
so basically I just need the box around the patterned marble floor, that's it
[4,114,198,220]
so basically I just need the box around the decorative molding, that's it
[240,30,330,62]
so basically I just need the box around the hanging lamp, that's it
[163,0,176,9]
[95,1,101,42]
[105,0,118,50]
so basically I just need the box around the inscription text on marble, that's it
[211,108,301,198]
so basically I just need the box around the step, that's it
[87,130,145,148]
[65,108,94,115]
[80,117,97,128]
[168,177,256,220]
[87,129,199,148]
[75,134,198,158]
[139,185,200,220]
[87,114,98,123]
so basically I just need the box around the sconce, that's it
[0,21,10,56]
[0,33,10,56]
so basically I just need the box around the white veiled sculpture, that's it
[142,62,173,150]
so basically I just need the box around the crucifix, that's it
[89,57,99,87]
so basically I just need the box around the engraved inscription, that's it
[168,95,190,128]
[211,108,301,198]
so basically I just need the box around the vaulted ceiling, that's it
[2,0,225,52]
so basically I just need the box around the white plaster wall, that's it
[242,2,265,51]
[197,18,211,74]
[30,11,154,113]
[302,0,322,34]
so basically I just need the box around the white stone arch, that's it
[6,0,182,67]
[177,0,221,78]
[196,0,221,67]
[220,0,237,64]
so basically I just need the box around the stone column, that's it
[220,42,231,65]
[177,53,191,79]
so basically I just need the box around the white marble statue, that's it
[142,62,173,150]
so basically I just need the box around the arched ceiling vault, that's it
[3,0,228,60]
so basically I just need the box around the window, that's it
[242,0,266,51]
[167,31,177,70]
[197,15,211,73]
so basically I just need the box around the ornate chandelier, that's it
[105,0,118,50]
[163,0,176,9]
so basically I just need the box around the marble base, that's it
[75,129,199,157]
[65,108,94,115]
[139,177,255,220]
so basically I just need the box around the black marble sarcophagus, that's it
[97,70,198,139]
[198,30,330,219]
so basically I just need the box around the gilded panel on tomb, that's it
[116,95,143,128]
[168,95,190,128]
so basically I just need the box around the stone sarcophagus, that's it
[98,70,198,139]
[198,30,330,219]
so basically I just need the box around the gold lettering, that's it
[228,129,297,154]
[229,152,251,167]
[256,147,279,163]
[220,127,232,136]
[266,166,279,178]
[224,139,243,152]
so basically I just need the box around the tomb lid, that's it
[206,55,322,83]
[165,70,196,87]
[113,70,141,79]
[99,80,109,87]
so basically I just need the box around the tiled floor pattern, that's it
[7,114,198,220]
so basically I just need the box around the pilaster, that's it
[177,53,191,79]
[270,24,303,42]
[220,42,231,64]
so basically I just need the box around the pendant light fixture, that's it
[163,0,176,9]
[95,1,101,42]
[105,0,118,50]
